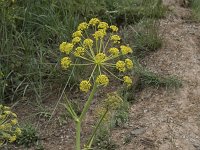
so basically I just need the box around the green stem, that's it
[76,120,81,150]
[79,83,98,122]
[86,109,108,148]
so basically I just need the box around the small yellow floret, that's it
[3,106,10,110]
[120,45,133,55]
[125,58,133,70]
[11,119,18,125]
[4,111,11,115]
[93,30,105,40]
[72,30,82,38]
[110,25,118,32]
[0,114,6,120]
[74,47,85,57]
[111,35,121,43]
[94,53,106,64]
[61,57,71,70]
[108,48,119,56]
[123,76,132,87]
[15,127,22,135]
[89,18,100,26]
[9,135,16,143]
[59,42,74,54]
[78,22,88,31]
[116,61,126,72]
[83,38,93,48]
[80,80,91,92]
[96,75,109,86]
[98,22,109,30]
[72,37,81,44]
[0,125,5,130]
[11,112,17,118]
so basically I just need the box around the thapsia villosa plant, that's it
[59,18,134,150]
[0,105,21,146]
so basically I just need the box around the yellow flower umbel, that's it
[0,105,21,146]
[83,38,93,48]
[120,45,133,55]
[108,48,119,56]
[80,80,92,92]
[111,35,121,44]
[94,53,106,64]
[89,18,100,26]
[116,60,126,72]
[110,25,118,32]
[72,37,81,44]
[104,92,123,110]
[93,30,106,40]
[72,31,82,38]
[96,75,109,86]
[98,22,109,30]
[59,42,74,54]
[9,135,16,143]
[125,58,133,70]
[11,119,18,125]
[74,47,85,57]
[61,57,71,70]
[77,22,88,31]
[123,76,132,87]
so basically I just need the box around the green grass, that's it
[189,0,200,21]
[134,60,182,89]
[114,0,166,25]
[16,124,39,148]
[123,19,162,58]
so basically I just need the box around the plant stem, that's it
[76,120,81,150]
[86,109,108,148]
[80,83,97,122]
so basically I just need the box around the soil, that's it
[3,0,200,150]
[111,0,200,150]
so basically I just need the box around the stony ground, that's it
[112,0,200,150]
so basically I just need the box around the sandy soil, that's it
[112,0,200,150]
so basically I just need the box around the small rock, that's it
[131,127,146,136]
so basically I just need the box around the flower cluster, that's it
[104,92,123,110]
[94,107,111,122]
[96,75,109,86]
[94,92,123,122]
[61,57,71,70]
[0,105,21,146]
[59,18,134,92]
[115,58,134,72]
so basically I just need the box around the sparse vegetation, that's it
[16,124,39,148]
[122,19,162,58]
[189,0,200,21]
[135,64,182,89]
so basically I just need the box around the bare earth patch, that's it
[112,0,200,150]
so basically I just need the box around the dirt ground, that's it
[111,0,200,150]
